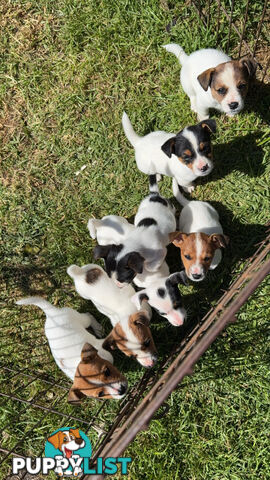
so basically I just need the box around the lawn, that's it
[0,1,269,479]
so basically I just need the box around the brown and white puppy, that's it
[163,44,257,120]
[170,181,229,281]
[67,264,157,368]
[48,428,85,457]
[16,298,128,401]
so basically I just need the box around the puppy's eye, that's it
[104,367,111,377]
[143,338,151,348]
[217,87,226,95]
[204,256,211,261]
[238,83,246,90]
[98,391,105,397]
[184,254,192,260]
[63,437,68,442]
[70,435,74,440]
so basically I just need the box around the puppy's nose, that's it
[119,383,127,395]
[192,273,202,280]
[200,164,208,172]
[229,102,239,110]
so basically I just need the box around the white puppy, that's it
[67,264,158,368]
[122,112,215,193]
[88,215,135,245]
[171,180,229,281]
[164,44,257,120]
[16,297,128,401]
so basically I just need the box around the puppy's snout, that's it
[200,164,208,172]
[192,273,202,280]
[229,101,239,110]
[75,438,84,446]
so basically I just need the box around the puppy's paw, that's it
[182,184,195,193]
[156,173,162,182]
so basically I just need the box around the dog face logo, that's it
[45,427,91,477]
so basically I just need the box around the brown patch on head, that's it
[47,431,66,450]
[129,312,157,354]
[177,156,194,170]
[86,267,102,284]
[68,342,127,401]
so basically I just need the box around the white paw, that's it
[197,113,209,121]
[156,173,162,182]
[182,184,195,193]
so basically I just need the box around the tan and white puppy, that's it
[164,44,257,120]
[67,264,157,368]
[48,428,85,476]
[88,215,135,245]
[171,180,229,281]
[16,297,127,401]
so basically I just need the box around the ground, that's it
[0,1,269,479]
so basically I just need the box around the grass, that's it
[0,0,269,479]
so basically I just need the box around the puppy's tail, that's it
[163,44,188,66]
[16,297,58,315]
[67,265,84,279]
[122,112,141,147]
[172,178,190,206]
[148,174,160,194]
[87,218,102,239]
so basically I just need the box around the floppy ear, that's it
[93,244,112,260]
[167,271,189,286]
[67,388,85,405]
[69,428,80,437]
[47,431,62,449]
[161,137,176,158]
[240,56,257,77]
[81,343,98,363]
[169,231,186,245]
[131,291,149,310]
[210,234,230,249]
[127,252,145,274]
[199,119,217,134]
[133,313,150,327]
[197,67,215,91]
[102,331,117,351]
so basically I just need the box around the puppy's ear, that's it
[169,231,186,245]
[210,234,230,249]
[132,312,150,327]
[131,291,149,310]
[127,252,145,274]
[199,119,216,134]
[67,388,85,405]
[102,331,117,351]
[161,137,176,158]
[81,343,98,363]
[69,428,80,438]
[47,431,62,449]
[167,271,188,286]
[197,67,215,91]
[240,56,257,77]
[93,244,112,260]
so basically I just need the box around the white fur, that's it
[164,44,243,119]
[87,215,135,245]
[122,112,213,193]
[16,297,113,380]
[133,260,170,288]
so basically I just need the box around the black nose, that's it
[200,164,208,172]
[75,438,84,445]
[229,102,239,110]
[119,384,127,395]
[192,273,202,280]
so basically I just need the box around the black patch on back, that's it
[149,194,168,206]
[157,288,166,298]
[149,175,157,187]
[86,268,102,284]
[137,217,157,227]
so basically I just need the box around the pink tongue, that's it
[65,447,72,459]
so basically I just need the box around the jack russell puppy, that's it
[67,264,158,368]
[88,215,135,245]
[94,176,177,283]
[132,271,187,327]
[48,428,86,476]
[122,111,216,193]
[170,181,229,282]
[163,44,257,120]
[16,297,128,402]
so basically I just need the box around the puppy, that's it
[94,176,177,283]
[170,181,229,281]
[132,271,187,327]
[48,428,85,476]
[122,111,215,193]
[88,215,135,245]
[163,44,257,120]
[16,297,127,401]
[67,264,158,368]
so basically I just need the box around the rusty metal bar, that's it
[252,0,268,56]
[238,0,250,58]
[227,0,235,53]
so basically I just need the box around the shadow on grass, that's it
[245,80,270,124]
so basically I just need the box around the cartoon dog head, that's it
[47,428,85,459]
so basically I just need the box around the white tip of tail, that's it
[163,43,188,65]
[87,219,98,239]
[122,111,141,147]
[67,265,83,278]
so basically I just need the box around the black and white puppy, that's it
[94,177,176,285]
[122,112,216,193]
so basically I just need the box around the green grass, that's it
[0,1,269,479]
